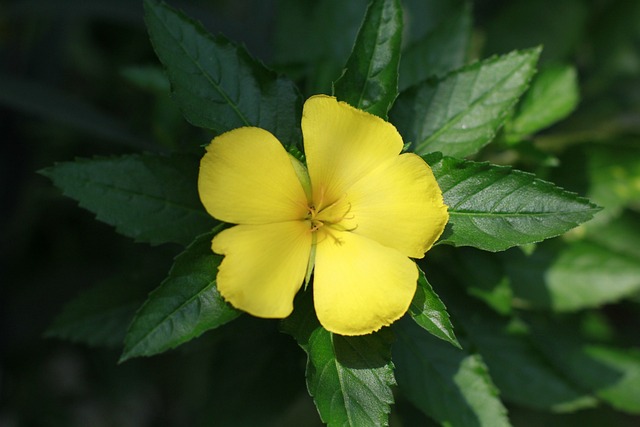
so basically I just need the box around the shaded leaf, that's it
[121,232,240,361]
[427,155,599,252]
[144,0,301,147]
[394,317,511,427]
[392,48,540,157]
[445,291,597,412]
[334,0,403,118]
[530,317,640,414]
[504,237,640,312]
[46,277,152,348]
[409,268,459,348]
[483,0,587,64]
[450,248,514,315]
[506,64,579,141]
[282,291,395,427]
[273,0,367,95]
[41,153,215,246]
[399,3,471,90]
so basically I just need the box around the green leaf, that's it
[504,237,640,312]
[448,298,597,412]
[144,0,302,147]
[399,3,471,91]
[273,0,367,95]
[282,291,396,427]
[120,232,240,361]
[506,64,579,141]
[450,248,514,315]
[409,268,460,348]
[46,278,151,348]
[427,155,600,252]
[392,48,540,157]
[41,153,215,246]
[394,318,511,427]
[530,317,640,414]
[333,0,403,118]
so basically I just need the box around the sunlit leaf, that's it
[408,268,459,348]
[427,155,600,252]
[282,291,395,427]
[392,48,540,157]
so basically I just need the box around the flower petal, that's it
[313,230,417,335]
[302,95,403,210]
[341,153,449,258]
[212,221,312,318]
[199,127,308,224]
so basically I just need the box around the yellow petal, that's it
[199,127,308,224]
[313,230,417,335]
[302,95,403,211]
[341,153,449,258]
[212,221,312,318]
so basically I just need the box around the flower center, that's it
[306,195,355,241]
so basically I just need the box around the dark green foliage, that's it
[7,0,639,425]
[121,232,240,360]
[333,0,403,118]
[41,153,215,246]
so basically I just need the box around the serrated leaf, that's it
[282,291,396,427]
[144,0,301,147]
[504,237,640,312]
[427,155,600,252]
[530,316,640,414]
[409,268,459,348]
[46,278,151,348]
[399,3,471,90]
[506,64,579,141]
[393,318,511,427]
[391,48,540,157]
[120,232,240,361]
[41,153,214,246]
[333,0,402,118]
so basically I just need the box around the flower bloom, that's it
[198,95,448,335]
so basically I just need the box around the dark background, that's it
[2,0,639,425]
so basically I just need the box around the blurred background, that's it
[2,0,639,425]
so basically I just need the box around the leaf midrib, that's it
[149,1,252,128]
[415,53,533,153]
[65,176,209,219]
[449,209,598,218]
[124,277,217,358]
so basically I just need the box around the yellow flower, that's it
[198,95,448,335]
